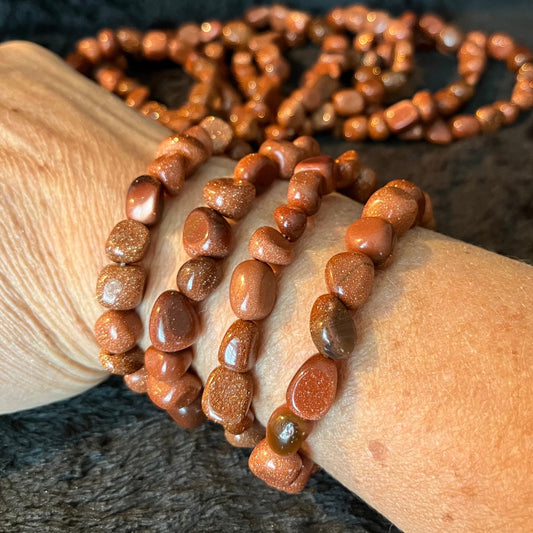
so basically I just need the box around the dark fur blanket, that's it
[1,1,532,531]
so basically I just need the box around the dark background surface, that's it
[0,1,532,532]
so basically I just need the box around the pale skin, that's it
[0,42,531,532]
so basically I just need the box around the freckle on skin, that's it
[368,439,388,463]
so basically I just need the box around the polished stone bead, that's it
[225,420,265,448]
[384,100,420,133]
[273,204,307,242]
[126,175,164,226]
[292,136,321,158]
[99,346,144,375]
[412,90,437,123]
[176,257,222,302]
[335,150,361,188]
[450,115,481,139]
[325,251,374,310]
[345,217,396,266]
[202,366,253,432]
[124,365,148,394]
[147,372,202,410]
[385,179,426,225]
[202,177,256,220]
[287,170,322,216]
[147,153,187,196]
[154,134,209,173]
[266,405,313,455]
[475,105,504,133]
[144,346,193,383]
[343,115,368,141]
[294,155,338,195]
[182,207,232,258]
[105,219,150,264]
[94,309,142,354]
[149,290,199,352]
[493,101,520,125]
[233,152,278,193]
[199,116,234,155]
[259,139,305,180]
[249,226,294,265]
[310,294,356,360]
[368,111,390,141]
[167,396,206,429]
[287,354,338,421]
[424,119,453,145]
[96,264,146,310]
[229,260,277,320]
[332,89,365,117]
[218,319,260,373]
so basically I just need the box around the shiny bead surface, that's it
[425,119,453,145]
[475,105,504,133]
[450,115,481,138]
[343,116,368,141]
[412,90,437,123]
[494,100,520,124]
[259,140,305,180]
[155,134,209,172]
[362,186,418,236]
[149,290,199,352]
[96,264,146,310]
[218,319,259,373]
[126,175,164,226]
[266,405,313,455]
[147,153,187,196]
[287,170,322,216]
[202,177,256,219]
[167,396,206,429]
[124,366,148,394]
[310,294,356,360]
[229,260,277,320]
[202,366,254,431]
[287,354,338,421]
[144,346,193,383]
[487,32,515,61]
[332,89,365,116]
[105,219,150,264]
[325,251,374,310]
[94,310,142,354]
[345,217,396,266]
[233,153,278,193]
[294,155,338,195]
[182,207,232,258]
[142,30,168,61]
[273,204,307,242]
[249,226,294,265]
[176,257,222,302]
[384,99,419,133]
[99,346,144,375]
[335,150,361,188]
[368,111,391,141]
[225,421,265,448]
[147,372,202,410]
[199,116,234,155]
[343,165,378,204]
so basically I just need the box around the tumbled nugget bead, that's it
[94,310,142,354]
[425,119,453,145]
[385,179,426,225]
[147,153,187,196]
[99,346,144,375]
[126,175,164,226]
[124,366,148,394]
[335,150,361,188]
[233,153,278,193]
[494,100,520,125]
[412,90,437,123]
[144,346,193,383]
[287,353,338,421]
[450,115,481,139]
[332,89,365,117]
[249,438,303,489]
[249,226,294,266]
[511,79,533,110]
[343,116,368,141]
[230,260,277,320]
[225,421,265,448]
[96,264,146,310]
[292,136,321,158]
[487,32,515,61]
[154,134,209,172]
[167,396,206,429]
[183,207,232,258]
[325,252,374,310]
[384,99,420,133]
[259,140,305,180]
[185,125,213,157]
[202,366,254,431]
[362,186,418,237]
[199,116,234,155]
[310,294,356,360]
[149,290,200,352]
[105,219,150,264]
[287,170,322,216]
[345,217,396,265]
[273,204,307,242]
[147,372,202,410]
[142,30,168,61]
[368,112,391,141]
[202,177,256,219]
[475,105,504,133]
[218,319,259,373]
[294,155,338,195]
[176,257,222,302]
[267,405,313,455]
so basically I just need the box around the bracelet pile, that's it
[84,3,529,494]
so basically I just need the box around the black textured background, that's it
[1,1,532,532]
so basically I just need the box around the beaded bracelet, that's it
[68,5,533,146]
[248,178,434,493]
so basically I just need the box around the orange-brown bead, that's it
[94,310,142,354]
[249,226,294,265]
[105,219,150,264]
[96,264,146,310]
[182,207,232,258]
[202,177,256,220]
[218,319,260,373]
[233,152,279,193]
[176,257,222,302]
[287,170,322,216]
[144,346,193,383]
[273,204,307,242]
[147,372,202,410]
[147,153,187,196]
[167,396,206,429]
[345,217,396,266]
[99,346,144,375]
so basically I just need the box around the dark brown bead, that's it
[183,207,232,258]
[230,260,277,321]
[147,372,202,410]
[346,217,396,266]
[167,396,206,429]
[218,319,260,373]
[273,204,307,242]
[124,366,148,394]
[249,226,294,265]
[287,354,338,421]
[343,165,378,204]
[147,154,187,196]
[475,106,504,133]
[287,170,322,216]
[335,150,361,188]
[325,251,374,310]
[148,290,199,352]
[332,89,365,117]
[176,257,222,302]
[94,310,142,354]
[126,175,164,226]
[506,46,533,72]
[144,346,192,383]
[105,219,150,264]
[294,155,338,195]
[99,346,144,375]
[116,27,143,55]
[234,153,279,193]
[310,294,356,360]
[202,177,256,220]
[65,51,91,75]
[259,140,305,180]
[494,101,520,125]
[267,405,313,455]
[368,111,391,141]
[202,366,254,431]
[277,97,306,129]
[96,264,146,310]
[450,115,481,139]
